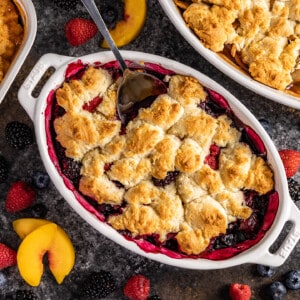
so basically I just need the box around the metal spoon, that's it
[81,0,166,123]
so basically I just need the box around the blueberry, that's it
[285,270,300,290]
[268,281,287,300]
[259,118,272,134]
[0,272,7,287]
[32,171,50,189]
[256,264,276,277]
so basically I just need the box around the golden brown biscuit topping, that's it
[175,0,300,94]
[0,0,23,83]
[53,66,275,256]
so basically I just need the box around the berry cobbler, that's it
[174,0,300,96]
[47,60,278,260]
[0,0,24,83]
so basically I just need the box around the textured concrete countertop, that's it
[0,0,299,299]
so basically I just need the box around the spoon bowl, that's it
[81,0,166,122]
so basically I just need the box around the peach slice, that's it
[17,223,57,287]
[14,218,75,285]
[101,0,147,48]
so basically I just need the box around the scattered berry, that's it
[53,0,78,11]
[80,270,116,298]
[278,149,300,178]
[288,178,300,201]
[268,281,286,300]
[0,155,8,183]
[15,289,38,300]
[229,283,251,300]
[124,274,150,300]
[65,18,98,46]
[5,121,34,150]
[31,203,48,218]
[0,243,17,269]
[32,171,50,189]
[5,181,36,213]
[256,264,276,277]
[97,0,125,29]
[0,272,7,287]
[148,296,161,300]
[259,118,272,134]
[285,270,300,290]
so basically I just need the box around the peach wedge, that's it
[101,0,147,48]
[14,218,75,286]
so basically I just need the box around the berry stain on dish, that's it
[44,59,278,260]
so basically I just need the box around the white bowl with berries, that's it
[18,50,300,269]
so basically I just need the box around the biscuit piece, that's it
[56,67,113,112]
[151,135,181,179]
[54,111,121,160]
[79,174,124,205]
[108,157,151,188]
[215,190,252,222]
[168,75,207,107]
[168,108,218,152]
[194,165,224,195]
[138,94,184,130]
[244,156,274,195]
[183,3,237,52]
[219,142,252,191]
[124,120,164,158]
[175,138,204,173]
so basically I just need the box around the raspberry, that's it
[5,121,34,150]
[65,18,98,46]
[229,283,251,300]
[80,270,116,298]
[5,181,36,213]
[0,155,8,183]
[0,243,17,270]
[123,274,150,300]
[278,149,300,178]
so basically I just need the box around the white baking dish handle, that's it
[18,53,72,120]
[252,200,300,266]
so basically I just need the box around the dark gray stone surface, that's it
[0,0,299,299]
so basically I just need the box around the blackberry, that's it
[5,122,34,150]
[53,0,79,11]
[288,178,300,201]
[15,290,38,300]
[285,270,300,290]
[0,155,8,183]
[32,171,50,189]
[79,270,116,298]
[31,203,48,218]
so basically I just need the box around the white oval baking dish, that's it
[0,0,37,104]
[158,0,300,110]
[18,51,300,269]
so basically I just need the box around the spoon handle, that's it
[81,0,127,72]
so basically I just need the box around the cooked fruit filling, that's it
[174,0,300,96]
[0,0,24,83]
[47,60,278,260]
